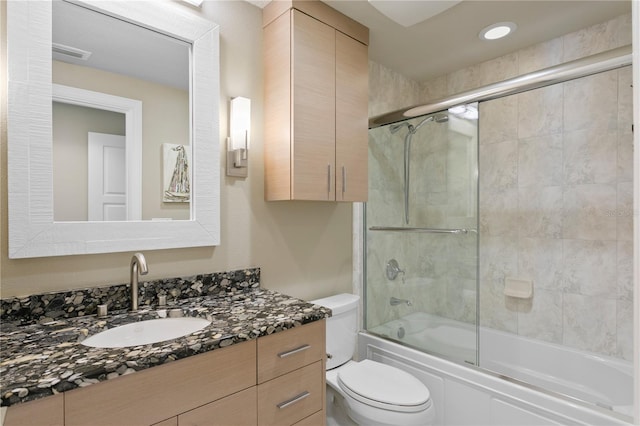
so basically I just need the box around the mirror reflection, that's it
[52,0,191,222]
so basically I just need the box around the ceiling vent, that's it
[368,0,462,27]
[52,42,92,61]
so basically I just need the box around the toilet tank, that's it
[310,293,359,370]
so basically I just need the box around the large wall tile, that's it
[517,85,563,139]
[563,129,617,185]
[518,134,563,187]
[562,293,616,356]
[479,97,518,145]
[562,239,617,298]
[518,38,564,75]
[563,70,618,133]
[447,63,482,94]
[479,236,518,332]
[616,299,633,361]
[479,140,518,193]
[516,289,563,344]
[518,185,563,239]
[617,181,633,241]
[562,184,617,240]
[479,189,518,238]
[617,240,633,301]
[479,53,519,86]
[368,60,423,117]
[617,132,634,183]
[618,66,633,133]
[563,17,621,62]
[517,237,563,291]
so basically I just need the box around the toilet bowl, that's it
[311,294,435,426]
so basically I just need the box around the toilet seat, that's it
[337,359,432,413]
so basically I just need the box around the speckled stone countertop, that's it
[0,272,331,408]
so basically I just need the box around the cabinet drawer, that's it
[293,410,325,426]
[65,340,257,426]
[257,320,325,383]
[178,387,257,426]
[258,361,324,426]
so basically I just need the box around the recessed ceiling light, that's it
[479,22,517,41]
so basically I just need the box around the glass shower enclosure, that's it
[363,64,635,417]
[365,103,479,365]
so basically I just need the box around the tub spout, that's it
[390,297,412,306]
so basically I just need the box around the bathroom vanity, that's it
[1,277,329,426]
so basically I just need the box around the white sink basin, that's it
[81,317,211,348]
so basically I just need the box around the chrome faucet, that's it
[390,297,412,306]
[130,253,148,311]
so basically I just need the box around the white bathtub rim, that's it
[359,332,634,425]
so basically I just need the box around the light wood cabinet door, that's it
[3,394,64,426]
[65,341,257,426]
[152,417,178,426]
[178,387,257,426]
[263,2,368,202]
[291,10,336,201]
[264,10,292,200]
[335,31,368,202]
[293,410,325,426]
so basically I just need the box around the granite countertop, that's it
[0,287,331,407]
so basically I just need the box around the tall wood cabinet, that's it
[263,1,369,202]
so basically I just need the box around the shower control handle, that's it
[386,259,405,281]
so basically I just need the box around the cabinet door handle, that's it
[277,391,310,409]
[277,344,310,358]
[327,164,332,197]
[342,166,346,195]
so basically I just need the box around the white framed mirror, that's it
[7,0,220,258]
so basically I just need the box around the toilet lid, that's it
[337,360,431,413]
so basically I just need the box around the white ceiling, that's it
[53,1,190,90]
[320,0,631,83]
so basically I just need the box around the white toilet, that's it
[311,294,435,426]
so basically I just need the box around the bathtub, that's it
[366,312,634,425]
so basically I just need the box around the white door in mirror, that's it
[81,317,210,348]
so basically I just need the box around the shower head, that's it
[389,114,447,135]
[389,123,407,134]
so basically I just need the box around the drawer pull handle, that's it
[277,391,310,409]
[277,344,310,358]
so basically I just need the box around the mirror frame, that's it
[7,0,220,258]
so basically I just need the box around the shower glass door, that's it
[364,104,479,365]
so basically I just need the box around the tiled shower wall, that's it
[366,13,633,361]
[479,66,633,360]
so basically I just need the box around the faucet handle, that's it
[386,259,405,281]
[97,304,108,318]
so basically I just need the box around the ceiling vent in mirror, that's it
[52,42,92,60]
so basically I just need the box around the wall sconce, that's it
[227,97,250,178]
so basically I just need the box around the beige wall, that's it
[0,1,353,301]
[52,102,126,221]
[53,60,191,221]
